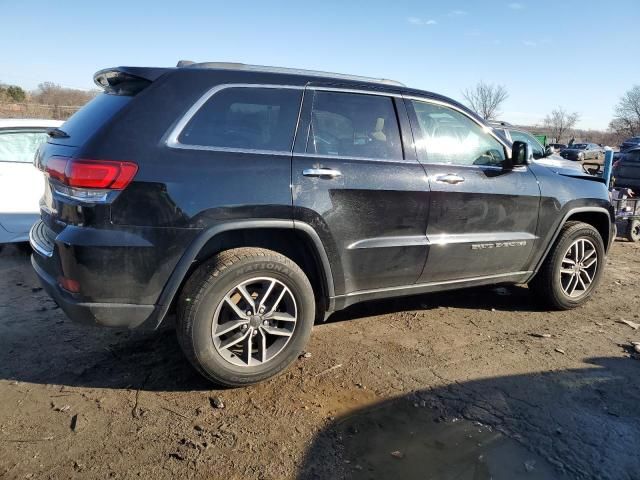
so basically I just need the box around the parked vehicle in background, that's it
[31,62,614,387]
[548,143,567,153]
[613,147,640,191]
[490,122,583,172]
[0,119,63,245]
[611,187,640,242]
[560,143,604,168]
[620,136,640,153]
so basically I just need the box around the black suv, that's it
[31,63,615,386]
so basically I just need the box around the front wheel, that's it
[529,221,605,310]
[177,247,315,387]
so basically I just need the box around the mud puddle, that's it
[336,397,566,479]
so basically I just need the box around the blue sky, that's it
[1,0,637,129]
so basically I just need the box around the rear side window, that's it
[178,87,303,152]
[411,100,506,167]
[0,130,49,163]
[55,94,132,146]
[307,91,403,160]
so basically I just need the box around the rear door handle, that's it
[302,168,342,178]
[434,173,465,185]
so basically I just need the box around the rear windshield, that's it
[52,93,132,146]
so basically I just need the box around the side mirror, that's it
[509,140,530,167]
[544,145,554,157]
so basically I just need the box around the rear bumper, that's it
[28,219,193,329]
[31,254,157,328]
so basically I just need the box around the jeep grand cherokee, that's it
[31,62,615,386]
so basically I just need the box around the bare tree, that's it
[543,108,580,144]
[31,82,97,107]
[610,85,640,138]
[462,81,509,120]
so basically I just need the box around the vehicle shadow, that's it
[297,356,640,480]
[0,245,211,392]
[1,247,545,393]
[326,283,540,324]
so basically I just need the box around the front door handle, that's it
[434,173,465,185]
[302,168,342,178]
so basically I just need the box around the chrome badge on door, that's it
[471,241,527,250]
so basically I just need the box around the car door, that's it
[0,129,48,235]
[405,98,541,283]
[292,87,430,294]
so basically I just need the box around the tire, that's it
[529,221,605,310]
[177,247,315,387]
[627,219,640,242]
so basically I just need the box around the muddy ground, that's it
[1,241,639,480]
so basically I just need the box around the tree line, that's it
[2,78,638,146]
[0,81,97,107]
[463,81,639,147]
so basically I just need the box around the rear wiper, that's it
[47,127,69,139]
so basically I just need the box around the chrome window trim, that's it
[306,86,402,97]
[166,83,305,154]
[294,152,414,164]
[166,83,513,162]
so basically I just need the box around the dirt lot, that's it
[1,241,639,480]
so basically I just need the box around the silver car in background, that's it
[489,122,585,173]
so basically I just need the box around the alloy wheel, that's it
[559,238,598,298]
[211,277,297,367]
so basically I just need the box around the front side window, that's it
[509,130,545,159]
[0,130,49,163]
[179,87,303,152]
[411,100,506,167]
[307,91,403,160]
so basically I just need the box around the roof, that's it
[179,61,406,87]
[0,118,64,129]
[487,120,514,127]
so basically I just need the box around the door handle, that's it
[434,173,465,185]
[302,168,342,178]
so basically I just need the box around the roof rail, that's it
[180,61,405,87]
[487,120,513,127]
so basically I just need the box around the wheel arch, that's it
[529,206,612,280]
[151,220,335,328]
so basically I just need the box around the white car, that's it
[0,119,63,245]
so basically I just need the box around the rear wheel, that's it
[627,219,640,242]
[177,247,315,387]
[529,221,605,310]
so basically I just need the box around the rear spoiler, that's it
[93,67,170,95]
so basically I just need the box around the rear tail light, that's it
[45,157,138,203]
